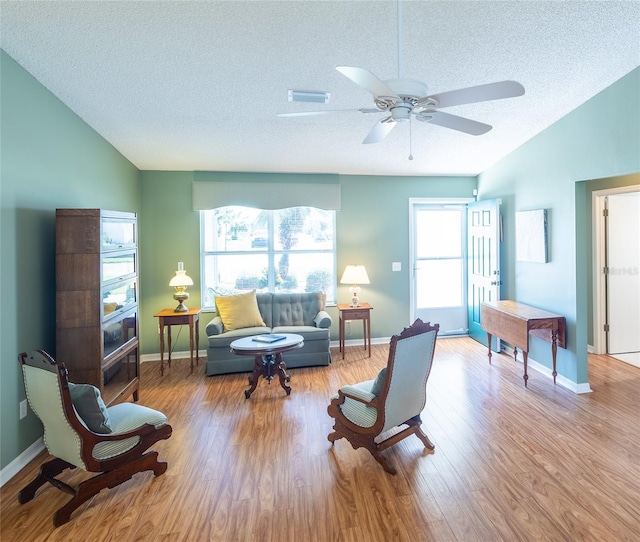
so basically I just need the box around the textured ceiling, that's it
[1,1,639,176]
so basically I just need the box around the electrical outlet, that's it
[19,399,28,420]
[392,262,401,272]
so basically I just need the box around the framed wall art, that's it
[515,209,548,263]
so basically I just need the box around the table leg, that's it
[159,320,166,376]
[195,317,200,367]
[522,351,529,387]
[362,320,366,351]
[245,355,263,399]
[551,330,558,384]
[275,353,291,396]
[486,333,493,364]
[167,326,173,370]
[188,320,194,373]
[244,353,292,398]
[340,315,345,359]
[366,316,371,357]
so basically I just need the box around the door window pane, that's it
[417,209,462,258]
[417,260,463,308]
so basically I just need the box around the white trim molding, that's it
[0,437,45,487]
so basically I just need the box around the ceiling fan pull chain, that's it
[408,116,414,161]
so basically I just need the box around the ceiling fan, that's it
[277,3,525,145]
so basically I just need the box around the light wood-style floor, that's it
[2,338,639,541]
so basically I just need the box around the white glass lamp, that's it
[340,265,370,307]
[169,262,194,312]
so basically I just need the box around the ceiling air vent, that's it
[288,90,330,103]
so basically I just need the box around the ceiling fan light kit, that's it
[288,90,330,103]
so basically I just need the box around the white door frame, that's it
[409,197,474,326]
[592,184,640,354]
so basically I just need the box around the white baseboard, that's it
[501,345,592,394]
[0,437,45,487]
[140,349,207,363]
[331,337,390,349]
[141,342,393,362]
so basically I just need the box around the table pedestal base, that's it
[245,353,291,399]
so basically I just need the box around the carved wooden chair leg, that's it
[18,458,75,504]
[414,427,435,450]
[53,452,165,526]
[369,447,397,475]
[405,415,435,450]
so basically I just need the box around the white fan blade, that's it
[336,66,400,100]
[277,108,379,118]
[418,81,525,108]
[427,111,492,135]
[363,117,396,144]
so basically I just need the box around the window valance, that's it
[192,175,341,210]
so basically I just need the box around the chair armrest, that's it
[314,310,332,328]
[87,422,160,441]
[206,316,224,336]
[339,384,376,405]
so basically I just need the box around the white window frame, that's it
[200,207,337,310]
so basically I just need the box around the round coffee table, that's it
[230,334,304,398]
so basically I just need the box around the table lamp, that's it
[169,262,193,312]
[340,265,370,307]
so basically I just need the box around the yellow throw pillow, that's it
[215,290,265,331]
[103,302,118,316]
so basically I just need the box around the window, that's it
[201,206,336,308]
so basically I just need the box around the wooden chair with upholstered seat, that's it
[18,350,173,527]
[327,318,439,474]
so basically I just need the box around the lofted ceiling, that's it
[1,0,639,176]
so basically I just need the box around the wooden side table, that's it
[154,307,201,375]
[337,303,373,359]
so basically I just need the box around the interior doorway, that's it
[593,186,640,368]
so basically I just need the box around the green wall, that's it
[138,172,477,354]
[477,67,640,385]
[0,51,140,472]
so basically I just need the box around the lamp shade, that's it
[169,270,193,288]
[340,265,370,285]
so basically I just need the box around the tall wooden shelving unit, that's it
[56,209,140,405]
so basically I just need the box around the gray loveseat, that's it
[205,292,332,375]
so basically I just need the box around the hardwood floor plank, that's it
[2,339,640,541]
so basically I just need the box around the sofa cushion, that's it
[208,325,271,347]
[271,293,325,327]
[271,325,330,342]
[215,290,266,331]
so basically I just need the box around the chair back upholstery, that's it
[379,322,438,433]
[20,351,86,469]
